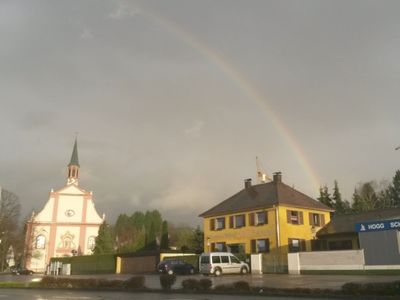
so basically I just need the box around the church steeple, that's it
[67,138,80,185]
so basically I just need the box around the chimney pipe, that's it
[273,172,282,183]
[244,178,252,189]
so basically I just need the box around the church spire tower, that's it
[67,138,80,185]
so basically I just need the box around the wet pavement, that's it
[37,273,400,290]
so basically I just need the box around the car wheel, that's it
[214,268,222,276]
[240,267,248,275]
[189,268,195,275]
[167,269,174,275]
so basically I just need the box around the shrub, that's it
[342,282,362,295]
[123,276,145,289]
[40,276,126,289]
[160,274,176,290]
[232,281,250,291]
[97,279,124,288]
[181,278,199,291]
[40,276,58,288]
[342,281,400,296]
[198,278,212,290]
[213,284,231,291]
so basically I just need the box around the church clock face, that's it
[65,209,75,217]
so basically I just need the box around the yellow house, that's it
[199,172,333,272]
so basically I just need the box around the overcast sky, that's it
[1,0,400,226]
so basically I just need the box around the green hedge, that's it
[51,254,116,275]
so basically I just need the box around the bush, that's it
[40,276,125,289]
[213,284,231,291]
[160,274,176,290]
[198,278,212,290]
[181,278,199,290]
[40,276,58,288]
[342,281,400,296]
[97,279,124,288]
[123,276,145,289]
[232,281,250,291]
[342,282,363,295]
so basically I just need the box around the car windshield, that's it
[200,256,210,264]
[230,256,240,264]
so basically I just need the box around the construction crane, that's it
[256,156,272,183]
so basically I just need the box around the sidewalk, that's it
[63,273,400,290]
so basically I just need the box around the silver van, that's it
[199,252,249,276]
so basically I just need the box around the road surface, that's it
[0,289,339,299]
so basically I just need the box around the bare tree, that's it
[0,188,21,271]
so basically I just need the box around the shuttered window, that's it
[309,213,326,227]
[256,211,268,225]
[215,217,225,230]
[249,213,255,226]
[286,210,303,225]
[250,239,270,253]
[229,216,234,228]
[288,238,306,252]
[210,219,215,231]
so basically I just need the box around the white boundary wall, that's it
[251,254,263,274]
[288,250,365,274]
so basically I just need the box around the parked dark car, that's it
[11,267,34,275]
[157,259,195,275]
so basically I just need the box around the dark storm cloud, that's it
[1,0,400,225]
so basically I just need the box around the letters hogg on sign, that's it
[355,218,400,232]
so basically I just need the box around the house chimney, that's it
[273,172,282,183]
[244,178,252,189]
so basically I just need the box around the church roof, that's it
[68,138,80,167]
[199,176,333,218]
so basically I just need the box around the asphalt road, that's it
[0,289,338,300]
[49,273,400,290]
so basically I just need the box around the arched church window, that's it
[88,236,96,250]
[35,235,46,249]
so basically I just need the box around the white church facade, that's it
[24,140,104,272]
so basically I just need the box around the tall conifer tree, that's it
[94,222,114,254]
[160,221,169,250]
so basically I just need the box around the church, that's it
[24,139,104,272]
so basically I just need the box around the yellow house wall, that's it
[203,205,331,255]
[277,206,331,254]
[203,208,277,253]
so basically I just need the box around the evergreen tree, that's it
[190,226,204,254]
[332,180,350,214]
[93,222,115,254]
[160,221,169,250]
[351,182,378,213]
[145,221,157,250]
[389,170,400,207]
[317,185,333,208]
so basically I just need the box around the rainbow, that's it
[135,7,321,194]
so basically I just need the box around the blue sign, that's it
[355,219,400,233]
